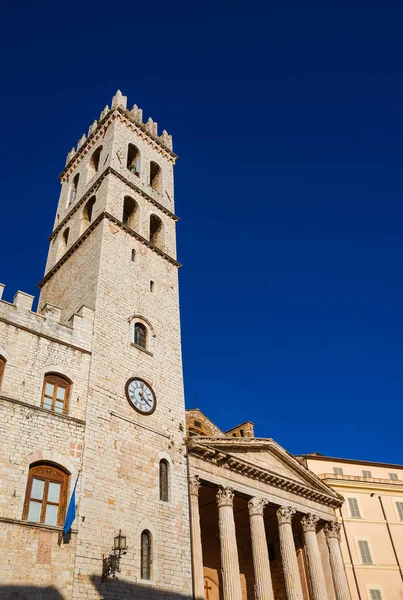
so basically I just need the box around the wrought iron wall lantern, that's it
[102,530,128,581]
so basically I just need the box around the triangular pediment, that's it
[188,437,340,501]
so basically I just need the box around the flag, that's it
[63,473,79,535]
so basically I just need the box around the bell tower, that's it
[39,91,192,597]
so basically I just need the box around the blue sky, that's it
[1,0,402,462]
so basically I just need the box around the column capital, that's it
[277,505,296,525]
[324,521,341,540]
[189,475,201,496]
[301,513,319,533]
[248,497,268,517]
[217,485,234,507]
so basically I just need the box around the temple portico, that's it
[186,414,352,600]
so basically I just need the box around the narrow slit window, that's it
[131,249,136,262]
[69,174,79,204]
[141,530,151,580]
[0,355,6,390]
[150,281,154,292]
[159,460,169,502]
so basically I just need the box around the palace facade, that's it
[0,91,398,600]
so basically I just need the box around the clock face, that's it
[125,378,156,415]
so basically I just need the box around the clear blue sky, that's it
[1,0,402,463]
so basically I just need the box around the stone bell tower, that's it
[39,91,192,598]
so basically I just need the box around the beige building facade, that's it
[301,454,403,600]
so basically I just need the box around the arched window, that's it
[134,323,147,349]
[0,355,6,390]
[127,144,141,176]
[239,429,244,437]
[149,215,164,249]
[159,460,169,502]
[150,161,162,192]
[23,462,69,526]
[59,228,70,258]
[83,196,96,225]
[90,146,102,173]
[122,196,139,230]
[141,530,152,580]
[69,174,79,205]
[41,373,71,414]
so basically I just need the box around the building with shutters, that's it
[299,454,403,600]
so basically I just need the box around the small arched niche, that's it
[150,161,162,193]
[149,215,164,249]
[122,196,139,230]
[127,144,141,176]
[90,146,103,174]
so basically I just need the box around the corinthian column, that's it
[301,513,329,600]
[325,522,352,600]
[277,506,303,600]
[217,486,242,600]
[248,498,274,600]
[189,475,204,600]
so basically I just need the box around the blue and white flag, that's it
[63,473,79,535]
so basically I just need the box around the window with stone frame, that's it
[159,460,169,502]
[134,323,147,349]
[141,530,152,580]
[41,373,71,415]
[0,355,6,390]
[23,463,69,526]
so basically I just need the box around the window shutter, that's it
[348,498,361,518]
[358,540,372,564]
[396,502,403,521]
[370,590,382,600]
[389,472,398,481]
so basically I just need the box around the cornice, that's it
[300,454,403,470]
[39,211,181,288]
[59,107,177,181]
[190,437,341,500]
[188,439,342,508]
[0,395,86,425]
[50,166,179,242]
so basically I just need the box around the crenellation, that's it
[99,104,109,120]
[87,119,98,137]
[0,286,94,351]
[130,103,143,122]
[66,147,76,165]
[77,133,87,150]
[146,117,158,136]
[111,89,127,109]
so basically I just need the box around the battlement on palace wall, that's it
[0,284,94,352]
